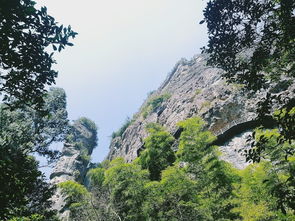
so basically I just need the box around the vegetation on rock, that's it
[141,93,171,118]
[111,117,134,138]
[202,0,295,215]
[61,117,295,220]
[1,0,294,220]
[139,123,175,180]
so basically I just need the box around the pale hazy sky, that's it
[35,0,208,164]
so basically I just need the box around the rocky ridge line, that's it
[107,54,294,168]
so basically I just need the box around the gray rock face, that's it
[219,131,252,170]
[50,144,85,184]
[50,118,97,220]
[107,54,293,167]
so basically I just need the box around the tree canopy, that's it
[202,0,294,90]
[0,88,69,219]
[0,0,77,107]
[139,123,175,180]
[0,87,69,160]
[202,0,295,215]
[61,117,295,220]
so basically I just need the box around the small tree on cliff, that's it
[177,117,239,220]
[139,123,176,180]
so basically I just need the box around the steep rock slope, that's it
[107,54,292,168]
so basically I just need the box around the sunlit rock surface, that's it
[107,54,294,167]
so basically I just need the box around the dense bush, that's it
[62,117,294,220]
[139,123,175,180]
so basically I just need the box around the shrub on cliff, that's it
[139,123,175,180]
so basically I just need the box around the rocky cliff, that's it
[107,54,293,168]
[50,118,97,220]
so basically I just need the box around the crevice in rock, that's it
[136,116,276,159]
[213,116,276,146]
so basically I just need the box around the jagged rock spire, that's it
[50,117,97,220]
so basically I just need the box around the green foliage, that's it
[232,161,295,220]
[139,123,175,180]
[249,128,283,162]
[0,88,69,220]
[80,148,91,164]
[176,117,216,163]
[202,0,295,90]
[230,83,245,93]
[59,181,99,220]
[246,107,295,165]
[0,152,57,220]
[87,167,105,188]
[195,88,202,95]
[177,117,239,220]
[100,159,111,169]
[143,166,201,220]
[104,159,149,220]
[111,117,134,138]
[8,214,46,221]
[142,105,152,119]
[232,162,278,220]
[0,0,77,107]
[244,109,295,214]
[273,106,295,149]
[202,1,295,216]
[66,116,294,220]
[141,93,171,118]
[0,87,69,160]
[59,181,89,208]
[148,94,171,110]
[196,160,240,220]
[81,117,238,220]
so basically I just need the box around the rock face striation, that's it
[50,118,97,220]
[107,54,293,168]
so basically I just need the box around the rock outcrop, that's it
[107,54,293,167]
[50,117,97,220]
